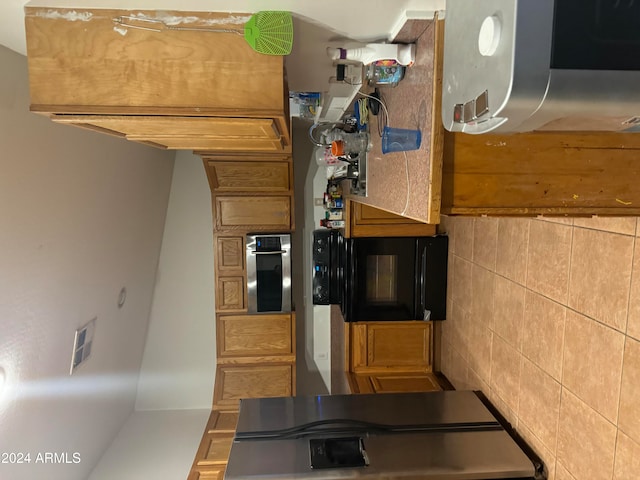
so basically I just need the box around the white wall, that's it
[89,409,210,480]
[0,45,174,480]
[135,151,216,411]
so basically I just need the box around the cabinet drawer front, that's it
[208,161,291,192]
[218,314,292,357]
[216,237,245,273]
[216,276,245,311]
[370,374,441,393]
[215,196,291,230]
[215,364,293,407]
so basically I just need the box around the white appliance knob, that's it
[478,15,501,57]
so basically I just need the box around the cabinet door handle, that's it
[250,250,286,255]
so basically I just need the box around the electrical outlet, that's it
[70,317,96,374]
[316,352,328,360]
[314,198,324,207]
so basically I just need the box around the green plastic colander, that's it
[113,11,294,56]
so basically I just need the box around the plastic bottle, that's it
[326,43,416,66]
[330,132,370,156]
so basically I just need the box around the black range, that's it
[312,229,448,322]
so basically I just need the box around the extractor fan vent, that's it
[70,317,96,374]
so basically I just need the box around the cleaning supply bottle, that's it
[326,43,416,66]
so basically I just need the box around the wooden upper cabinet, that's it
[215,196,292,231]
[24,7,290,152]
[217,314,293,358]
[50,116,285,151]
[215,237,245,273]
[206,161,291,193]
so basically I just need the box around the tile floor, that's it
[437,215,640,480]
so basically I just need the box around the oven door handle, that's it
[250,250,287,255]
[420,248,427,312]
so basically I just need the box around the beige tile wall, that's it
[438,215,640,480]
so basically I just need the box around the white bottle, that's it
[326,43,416,66]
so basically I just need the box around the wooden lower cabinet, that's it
[350,321,432,373]
[350,373,442,394]
[215,195,292,231]
[346,201,437,238]
[217,314,293,358]
[213,363,294,410]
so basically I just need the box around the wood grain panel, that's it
[197,434,234,466]
[208,161,291,192]
[52,116,280,138]
[370,373,441,393]
[349,322,432,373]
[215,277,245,311]
[217,314,292,357]
[25,8,285,111]
[367,323,431,368]
[215,237,244,273]
[213,364,293,409]
[442,130,640,216]
[215,196,291,231]
[190,468,226,480]
[348,201,437,238]
[206,410,238,434]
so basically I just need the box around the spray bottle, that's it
[326,43,416,66]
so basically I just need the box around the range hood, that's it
[441,0,640,134]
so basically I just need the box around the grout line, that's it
[624,230,636,336]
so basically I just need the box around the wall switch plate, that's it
[70,317,96,374]
[314,198,324,206]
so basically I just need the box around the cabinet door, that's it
[196,433,234,466]
[215,196,292,231]
[206,411,239,434]
[213,364,293,410]
[351,322,432,373]
[348,201,436,238]
[51,115,285,151]
[216,277,245,312]
[217,314,293,358]
[215,237,245,274]
[207,161,291,193]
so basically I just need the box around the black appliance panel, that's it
[344,235,448,322]
[551,0,640,71]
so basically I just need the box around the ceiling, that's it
[1,0,445,56]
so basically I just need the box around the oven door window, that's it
[352,238,418,321]
[366,255,399,304]
[256,254,283,312]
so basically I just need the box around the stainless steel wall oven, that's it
[246,233,292,314]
